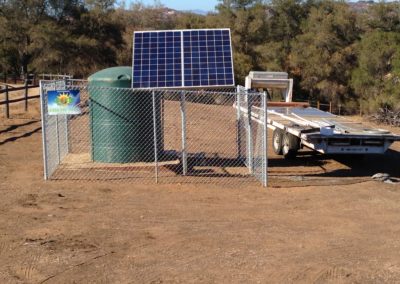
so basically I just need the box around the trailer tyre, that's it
[272,129,284,155]
[282,132,300,159]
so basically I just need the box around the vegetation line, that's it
[1,0,400,115]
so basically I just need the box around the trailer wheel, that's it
[272,129,284,155]
[282,132,300,159]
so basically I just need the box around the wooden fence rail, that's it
[0,82,39,118]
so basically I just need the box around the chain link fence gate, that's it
[40,80,268,186]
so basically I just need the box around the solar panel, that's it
[132,29,235,89]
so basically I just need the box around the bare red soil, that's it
[1,96,400,283]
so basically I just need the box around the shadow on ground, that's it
[268,149,400,178]
[0,120,39,135]
[0,126,41,146]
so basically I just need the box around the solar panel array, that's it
[132,29,234,89]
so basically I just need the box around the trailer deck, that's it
[266,106,400,154]
[238,103,400,155]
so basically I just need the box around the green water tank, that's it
[88,66,163,163]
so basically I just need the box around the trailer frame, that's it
[238,72,400,157]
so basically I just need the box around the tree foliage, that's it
[291,1,359,105]
[1,0,400,113]
[352,31,400,112]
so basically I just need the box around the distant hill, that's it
[182,9,210,15]
[168,2,373,16]
[127,1,375,18]
[158,8,210,17]
[348,1,374,12]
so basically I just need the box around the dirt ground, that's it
[1,95,400,283]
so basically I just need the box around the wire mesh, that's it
[40,80,268,186]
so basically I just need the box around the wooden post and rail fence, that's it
[311,100,346,115]
[0,81,39,118]
[0,73,73,118]
[0,82,357,119]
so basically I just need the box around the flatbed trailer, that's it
[237,71,400,158]
[237,103,400,158]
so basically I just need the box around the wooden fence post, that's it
[329,101,332,113]
[317,101,320,109]
[24,79,28,111]
[5,85,9,118]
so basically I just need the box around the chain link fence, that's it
[40,80,268,186]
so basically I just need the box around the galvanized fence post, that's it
[236,86,242,160]
[262,91,268,187]
[39,81,49,180]
[180,91,188,175]
[53,84,61,164]
[55,114,61,164]
[246,91,254,174]
[152,90,159,183]
[62,80,69,155]
[89,86,94,162]
[65,114,70,154]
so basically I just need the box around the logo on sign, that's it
[48,90,81,115]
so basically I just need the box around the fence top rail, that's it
[40,80,267,97]
[40,74,73,78]
[0,95,40,105]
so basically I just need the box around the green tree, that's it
[0,9,20,78]
[291,1,359,106]
[207,0,269,83]
[367,2,400,32]
[65,5,124,76]
[114,2,177,66]
[256,0,309,72]
[0,0,124,78]
[0,0,48,77]
[176,12,206,29]
[352,31,400,113]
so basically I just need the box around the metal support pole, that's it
[236,87,242,160]
[160,94,165,150]
[262,92,268,187]
[152,91,159,183]
[53,84,61,164]
[62,79,69,155]
[24,79,28,111]
[55,114,61,164]
[246,92,254,174]
[40,82,49,180]
[65,115,70,154]
[180,91,187,175]
[89,87,94,162]
[5,85,9,118]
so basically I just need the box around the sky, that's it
[134,0,219,11]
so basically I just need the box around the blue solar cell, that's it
[181,29,234,87]
[132,29,234,88]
